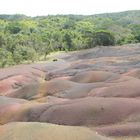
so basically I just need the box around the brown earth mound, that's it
[0,75,39,99]
[2,96,140,127]
[95,123,140,136]
[0,122,111,140]
[69,71,119,83]
[0,96,28,124]
[89,76,140,98]
[39,97,140,126]
[1,44,140,139]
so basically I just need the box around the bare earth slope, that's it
[1,44,140,140]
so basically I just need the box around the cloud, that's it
[0,0,139,16]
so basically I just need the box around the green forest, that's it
[1,10,140,67]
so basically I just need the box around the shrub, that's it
[92,30,115,46]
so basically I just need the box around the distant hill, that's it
[0,14,29,20]
[94,10,140,18]
[93,10,140,25]
[1,10,140,22]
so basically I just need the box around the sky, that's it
[0,0,140,16]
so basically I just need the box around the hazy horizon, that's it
[0,0,140,17]
[0,9,140,17]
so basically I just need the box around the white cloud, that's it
[0,0,140,16]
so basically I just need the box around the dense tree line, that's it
[1,10,140,67]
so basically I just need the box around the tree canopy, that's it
[1,10,140,67]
